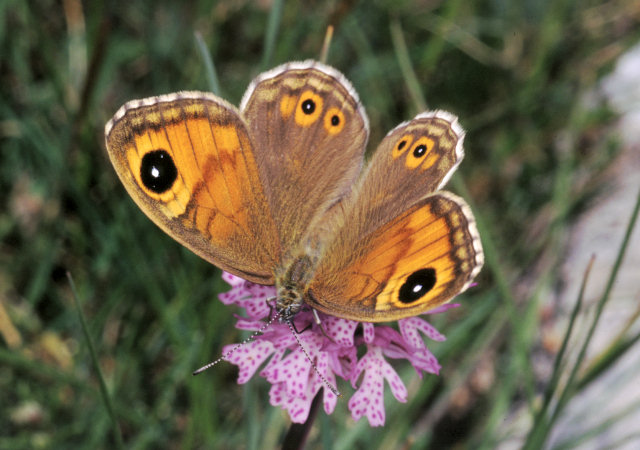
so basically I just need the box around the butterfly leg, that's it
[310,309,339,345]
[289,317,312,334]
[265,297,280,320]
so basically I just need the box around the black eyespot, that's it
[140,150,177,194]
[398,268,437,304]
[413,144,427,158]
[301,99,316,115]
[397,140,407,150]
[331,115,340,126]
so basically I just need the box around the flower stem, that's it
[281,391,322,450]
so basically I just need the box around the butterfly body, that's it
[105,60,483,323]
[274,255,315,320]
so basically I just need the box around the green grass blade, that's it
[319,25,334,64]
[194,31,221,95]
[530,186,640,448]
[260,0,284,70]
[576,296,640,391]
[523,256,595,449]
[67,273,124,449]
[390,19,426,112]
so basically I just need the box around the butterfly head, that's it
[275,283,304,321]
[274,255,317,321]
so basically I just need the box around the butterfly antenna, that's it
[285,318,342,398]
[192,311,278,375]
[319,25,334,64]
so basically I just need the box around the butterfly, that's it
[105,60,483,323]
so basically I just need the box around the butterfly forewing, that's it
[307,193,483,321]
[105,92,281,283]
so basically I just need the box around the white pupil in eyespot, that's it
[413,285,422,293]
[151,167,160,178]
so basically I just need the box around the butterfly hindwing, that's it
[240,61,370,261]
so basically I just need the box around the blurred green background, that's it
[2,0,640,448]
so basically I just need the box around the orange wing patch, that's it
[404,136,436,169]
[294,90,324,126]
[106,93,280,284]
[307,193,482,322]
[391,134,413,159]
[280,95,297,119]
[323,107,346,135]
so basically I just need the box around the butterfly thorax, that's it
[275,255,316,320]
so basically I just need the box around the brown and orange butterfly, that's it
[105,60,483,322]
